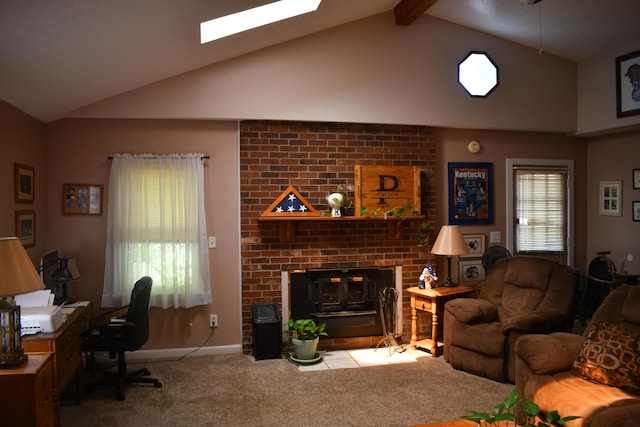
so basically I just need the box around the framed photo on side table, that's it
[63,184,103,215]
[616,49,640,118]
[599,181,621,216]
[461,233,485,258]
[458,259,485,285]
[15,210,35,247]
[14,163,35,203]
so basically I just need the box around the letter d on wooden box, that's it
[354,165,421,216]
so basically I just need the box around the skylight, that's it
[458,52,498,97]
[200,0,322,44]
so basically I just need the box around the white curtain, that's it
[102,153,212,308]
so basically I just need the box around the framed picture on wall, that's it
[458,259,485,285]
[448,162,493,225]
[616,49,640,118]
[633,169,640,189]
[633,201,640,222]
[460,233,485,258]
[63,184,103,215]
[14,163,35,203]
[15,210,35,247]
[599,181,621,216]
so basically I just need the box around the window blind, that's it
[514,167,567,253]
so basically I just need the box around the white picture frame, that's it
[599,181,621,216]
[461,233,485,258]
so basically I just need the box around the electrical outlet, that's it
[209,314,218,328]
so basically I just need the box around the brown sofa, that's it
[515,284,640,427]
[443,256,579,382]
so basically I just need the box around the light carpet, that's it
[60,350,513,427]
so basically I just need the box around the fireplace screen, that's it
[290,267,394,338]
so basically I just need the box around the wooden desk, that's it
[407,286,475,356]
[0,353,54,427]
[23,302,92,426]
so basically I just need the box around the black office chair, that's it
[82,276,162,401]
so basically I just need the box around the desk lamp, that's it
[0,237,45,368]
[431,225,469,287]
[51,257,80,304]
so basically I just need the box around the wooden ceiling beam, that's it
[394,0,438,26]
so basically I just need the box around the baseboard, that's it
[119,344,243,360]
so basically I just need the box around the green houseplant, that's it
[462,389,580,427]
[359,203,419,220]
[287,318,328,360]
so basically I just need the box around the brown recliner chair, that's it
[443,256,579,383]
[515,284,640,427]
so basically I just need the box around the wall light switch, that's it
[490,231,501,243]
[208,236,216,248]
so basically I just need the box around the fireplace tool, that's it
[375,287,404,356]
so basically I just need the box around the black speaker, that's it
[251,303,282,360]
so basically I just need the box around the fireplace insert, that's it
[289,267,394,338]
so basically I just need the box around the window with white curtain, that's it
[102,154,212,308]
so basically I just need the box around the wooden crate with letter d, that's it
[354,165,421,216]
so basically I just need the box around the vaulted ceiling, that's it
[1,0,639,123]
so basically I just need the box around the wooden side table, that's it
[0,353,54,427]
[407,286,475,356]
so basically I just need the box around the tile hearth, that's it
[290,347,430,372]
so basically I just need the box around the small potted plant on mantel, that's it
[287,318,328,361]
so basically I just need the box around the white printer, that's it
[16,289,65,334]
[21,305,64,334]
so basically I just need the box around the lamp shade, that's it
[0,237,45,297]
[431,225,469,256]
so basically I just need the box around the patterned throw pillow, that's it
[572,321,640,395]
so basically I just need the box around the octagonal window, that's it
[458,52,498,97]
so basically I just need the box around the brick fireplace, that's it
[240,120,436,354]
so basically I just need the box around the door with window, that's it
[506,159,574,266]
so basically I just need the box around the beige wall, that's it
[42,118,241,351]
[577,41,640,136]
[0,101,46,264]
[435,128,589,275]
[586,131,640,275]
[70,13,577,134]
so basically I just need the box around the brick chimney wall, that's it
[239,120,436,354]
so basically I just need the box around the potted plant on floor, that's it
[287,318,328,360]
[462,388,579,426]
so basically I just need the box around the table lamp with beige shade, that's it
[431,225,469,287]
[0,237,45,368]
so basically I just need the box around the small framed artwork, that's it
[15,210,35,247]
[634,169,640,189]
[633,201,640,222]
[461,233,485,258]
[616,49,640,118]
[599,181,622,216]
[458,259,485,285]
[14,163,35,203]
[63,184,103,215]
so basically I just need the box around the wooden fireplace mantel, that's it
[258,215,425,242]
